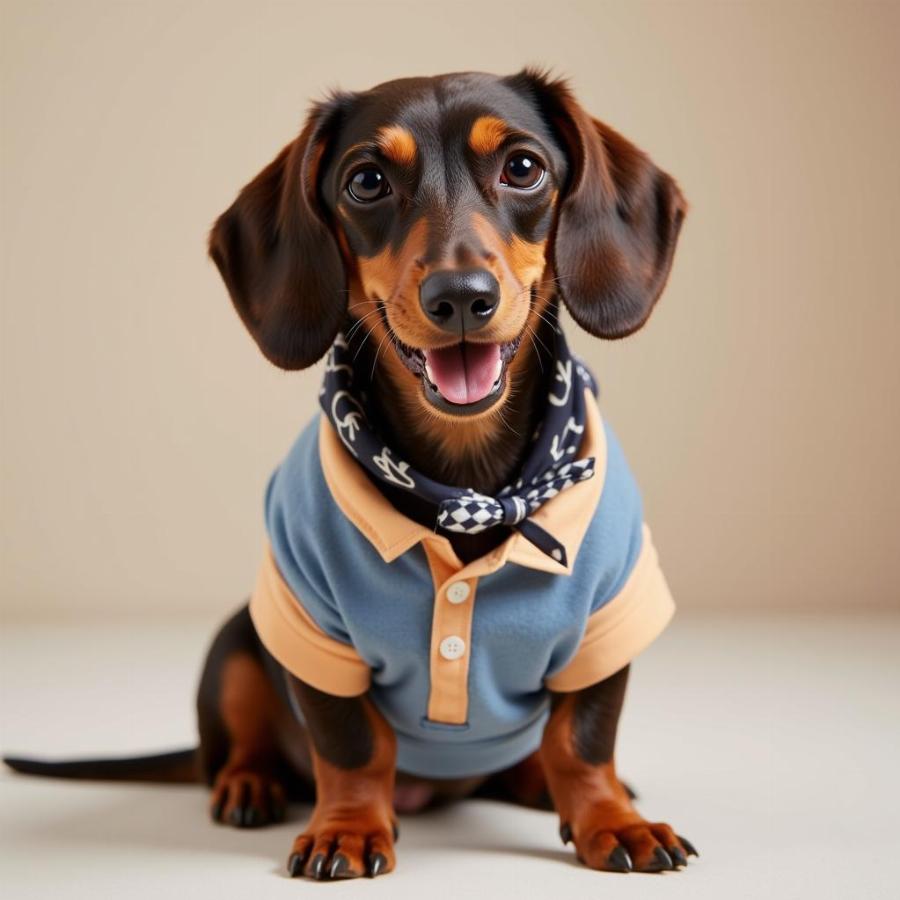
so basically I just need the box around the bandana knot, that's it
[437,457,596,535]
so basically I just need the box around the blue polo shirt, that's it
[249,389,674,779]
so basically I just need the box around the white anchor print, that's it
[324,345,353,379]
[372,447,416,489]
[331,390,365,455]
[548,359,573,407]
[549,417,585,461]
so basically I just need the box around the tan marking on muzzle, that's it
[469,213,548,291]
[506,235,548,288]
[357,218,429,303]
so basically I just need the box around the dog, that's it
[5,69,693,881]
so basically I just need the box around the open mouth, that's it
[393,334,521,415]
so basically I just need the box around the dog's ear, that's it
[515,71,687,338]
[209,98,349,369]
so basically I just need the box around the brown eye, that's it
[347,166,391,202]
[500,154,545,190]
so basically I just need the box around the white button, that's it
[439,635,466,661]
[446,581,471,604]
[551,548,563,562]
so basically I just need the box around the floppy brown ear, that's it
[521,73,687,338]
[208,99,348,369]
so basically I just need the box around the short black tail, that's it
[3,747,199,784]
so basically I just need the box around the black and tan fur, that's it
[5,70,693,880]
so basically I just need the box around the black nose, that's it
[419,268,500,335]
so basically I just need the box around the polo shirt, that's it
[249,388,674,779]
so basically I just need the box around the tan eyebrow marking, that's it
[468,116,509,155]
[376,125,417,167]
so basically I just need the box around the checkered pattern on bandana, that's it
[438,458,596,535]
[319,310,598,566]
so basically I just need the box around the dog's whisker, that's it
[531,304,561,331]
[351,324,379,362]
[345,308,384,342]
[346,301,382,320]
[524,325,546,373]
[529,293,560,314]
[534,309,557,342]
[346,306,385,330]
[347,301,380,316]
[346,308,383,328]
[493,402,519,438]
[369,328,395,381]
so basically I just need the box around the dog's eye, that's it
[500,154,545,190]
[347,166,391,203]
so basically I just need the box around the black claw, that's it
[330,854,350,879]
[368,852,387,878]
[244,807,261,828]
[288,853,305,878]
[646,846,674,872]
[272,804,287,823]
[677,835,699,858]
[311,853,328,880]
[622,780,639,800]
[607,845,633,872]
[559,822,573,845]
[668,845,687,868]
[228,807,243,827]
[392,822,400,842]
[211,799,224,822]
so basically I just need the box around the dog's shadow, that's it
[6,779,574,875]
[7,781,295,867]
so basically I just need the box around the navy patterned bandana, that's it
[319,321,598,567]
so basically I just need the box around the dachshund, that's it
[5,69,694,881]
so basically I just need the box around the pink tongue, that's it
[425,343,502,405]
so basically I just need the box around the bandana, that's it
[319,321,598,567]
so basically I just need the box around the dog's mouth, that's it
[392,333,521,415]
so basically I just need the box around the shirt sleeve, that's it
[249,544,371,697]
[544,524,675,692]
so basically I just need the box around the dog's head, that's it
[209,70,686,418]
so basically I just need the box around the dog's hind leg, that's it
[197,604,306,828]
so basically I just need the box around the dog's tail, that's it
[3,747,200,784]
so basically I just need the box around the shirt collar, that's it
[318,388,607,576]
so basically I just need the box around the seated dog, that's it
[5,69,694,881]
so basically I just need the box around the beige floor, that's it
[1,610,897,899]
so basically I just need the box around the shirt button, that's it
[446,581,471,604]
[439,635,466,661]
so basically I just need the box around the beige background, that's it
[2,0,898,619]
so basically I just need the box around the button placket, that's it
[422,541,486,725]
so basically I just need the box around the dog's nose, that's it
[419,268,500,335]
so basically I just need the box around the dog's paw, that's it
[287,818,396,880]
[210,768,286,828]
[560,816,698,873]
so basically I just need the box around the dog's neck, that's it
[347,317,554,563]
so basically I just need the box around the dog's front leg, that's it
[285,676,397,880]
[540,665,698,873]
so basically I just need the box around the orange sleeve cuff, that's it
[248,545,371,697]
[545,525,675,692]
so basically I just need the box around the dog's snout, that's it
[419,268,499,335]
